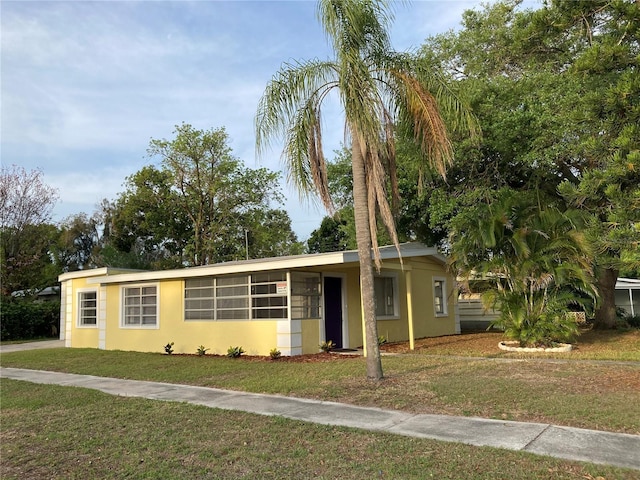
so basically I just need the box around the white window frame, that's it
[184,273,291,321]
[184,277,216,321]
[433,277,448,316]
[251,272,288,319]
[77,288,98,328]
[374,273,399,320]
[120,283,159,329]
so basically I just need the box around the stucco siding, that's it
[407,258,456,339]
[300,319,321,354]
[59,244,459,356]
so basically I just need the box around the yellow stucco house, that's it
[58,243,460,356]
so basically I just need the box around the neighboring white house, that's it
[615,277,640,317]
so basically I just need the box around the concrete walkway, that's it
[1,342,639,471]
[0,339,64,353]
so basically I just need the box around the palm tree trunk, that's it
[351,133,384,380]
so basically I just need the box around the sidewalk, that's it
[1,365,639,470]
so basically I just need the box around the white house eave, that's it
[82,242,443,285]
[616,277,640,289]
[58,267,144,282]
[88,252,350,284]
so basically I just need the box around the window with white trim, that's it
[217,275,250,320]
[184,273,290,321]
[374,274,398,319]
[122,285,158,327]
[78,289,98,327]
[433,278,447,315]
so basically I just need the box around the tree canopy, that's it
[104,123,302,269]
[417,0,640,328]
[0,165,59,295]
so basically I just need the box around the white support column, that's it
[277,319,302,356]
[64,281,73,347]
[59,282,66,341]
[98,285,107,350]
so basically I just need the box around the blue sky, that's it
[2,0,516,241]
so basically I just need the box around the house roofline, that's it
[58,267,144,282]
[78,243,444,285]
[616,277,640,289]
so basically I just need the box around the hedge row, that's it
[1,298,61,341]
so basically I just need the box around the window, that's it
[251,272,287,319]
[185,278,215,320]
[291,272,321,319]
[433,278,447,315]
[122,285,158,327]
[184,273,290,321]
[374,275,398,318]
[217,275,249,320]
[78,290,97,326]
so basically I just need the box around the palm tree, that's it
[256,0,476,379]
[450,189,598,347]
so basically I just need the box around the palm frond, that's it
[256,60,338,204]
[256,59,337,157]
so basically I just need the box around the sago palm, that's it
[256,0,477,379]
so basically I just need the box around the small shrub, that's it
[227,346,245,358]
[0,297,61,341]
[196,345,209,356]
[622,314,640,329]
[164,342,175,355]
[377,335,388,346]
[269,348,282,360]
[319,340,335,353]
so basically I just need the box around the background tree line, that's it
[1,124,304,339]
[4,126,304,283]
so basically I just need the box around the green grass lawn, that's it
[1,330,639,434]
[2,379,638,480]
[1,330,639,478]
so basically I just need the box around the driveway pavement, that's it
[0,339,64,353]
[1,342,639,471]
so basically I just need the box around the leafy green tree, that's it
[307,215,351,253]
[0,165,60,295]
[105,124,301,268]
[315,140,450,250]
[104,166,190,269]
[256,0,476,379]
[421,0,640,327]
[449,189,597,347]
[53,213,102,271]
[243,209,304,259]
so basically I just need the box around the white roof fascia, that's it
[85,243,442,285]
[58,267,143,282]
[58,267,111,282]
[88,252,349,285]
[616,278,640,289]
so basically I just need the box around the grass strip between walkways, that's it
[1,379,638,480]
